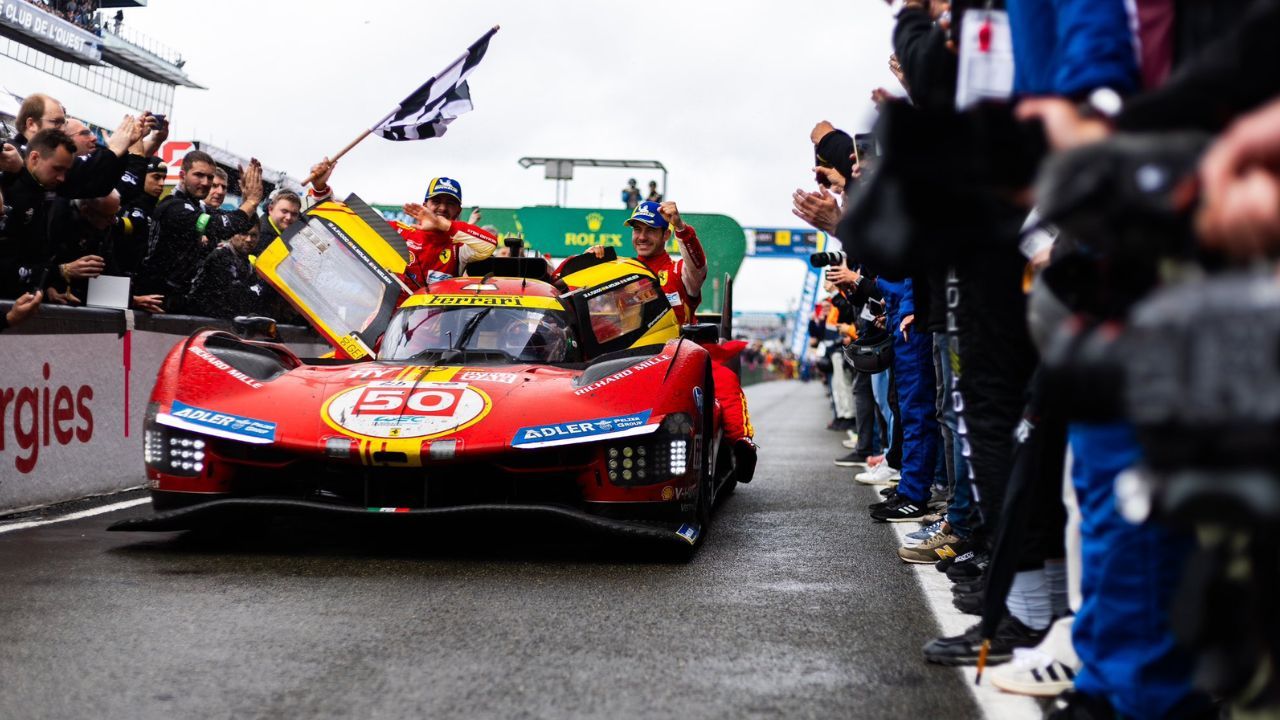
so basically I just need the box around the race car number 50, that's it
[354,387,463,416]
[323,381,491,439]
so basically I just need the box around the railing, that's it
[100,21,185,68]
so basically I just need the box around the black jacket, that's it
[0,148,128,298]
[136,186,254,302]
[185,244,262,319]
[893,7,958,113]
[115,192,157,279]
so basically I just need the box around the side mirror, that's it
[679,323,720,344]
[233,315,279,341]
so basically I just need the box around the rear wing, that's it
[254,194,409,359]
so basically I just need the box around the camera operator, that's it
[825,261,891,468]
[823,279,858,437]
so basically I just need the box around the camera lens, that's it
[809,251,847,268]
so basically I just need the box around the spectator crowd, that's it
[0,91,332,331]
[23,0,103,34]
[795,0,1280,718]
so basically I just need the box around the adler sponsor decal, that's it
[160,400,277,443]
[0,363,94,474]
[188,346,264,389]
[573,354,671,395]
[512,410,655,449]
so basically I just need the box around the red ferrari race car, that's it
[110,196,749,556]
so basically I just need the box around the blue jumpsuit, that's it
[877,278,938,505]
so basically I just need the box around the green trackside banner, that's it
[372,205,747,313]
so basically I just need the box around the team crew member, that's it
[136,151,263,308]
[395,177,497,289]
[585,200,757,477]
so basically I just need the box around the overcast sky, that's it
[121,0,899,230]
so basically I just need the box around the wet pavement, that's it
[0,380,981,719]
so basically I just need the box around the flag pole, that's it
[301,24,500,188]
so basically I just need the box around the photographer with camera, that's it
[820,277,858,437]
[819,256,896,472]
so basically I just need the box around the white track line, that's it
[888,520,1042,720]
[0,497,150,535]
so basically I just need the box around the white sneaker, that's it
[841,438,859,449]
[989,615,1080,698]
[855,463,901,485]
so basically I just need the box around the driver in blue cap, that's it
[580,198,757,479]
[393,176,498,289]
[305,165,497,288]
[619,199,707,323]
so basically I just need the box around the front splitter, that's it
[106,497,702,550]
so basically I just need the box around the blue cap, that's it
[625,201,668,230]
[425,176,462,203]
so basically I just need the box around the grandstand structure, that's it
[0,0,199,132]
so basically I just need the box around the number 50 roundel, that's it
[322,381,492,439]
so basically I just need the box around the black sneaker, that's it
[952,587,983,615]
[867,490,898,510]
[834,451,870,467]
[870,495,929,523]
[951,577,985,595]
[879,485,898,498]
[922,615,1048,666]
[946,551,990,582]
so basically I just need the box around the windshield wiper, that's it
[453,308,491,352]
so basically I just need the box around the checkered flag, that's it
[373,26,498,141]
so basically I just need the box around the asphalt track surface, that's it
[0,380,984,720]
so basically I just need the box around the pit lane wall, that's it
[0,303,329,514]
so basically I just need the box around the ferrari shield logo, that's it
[658,270,669,286]
[439,248,452,265]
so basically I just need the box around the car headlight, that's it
[144,422,207,477]
[605,413,694,487]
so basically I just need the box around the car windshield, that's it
[380,305,574,363]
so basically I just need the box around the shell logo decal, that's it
[322,381,491,440]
